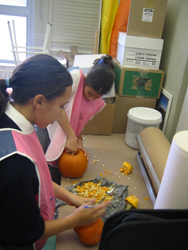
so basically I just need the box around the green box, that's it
[114,59,165,98]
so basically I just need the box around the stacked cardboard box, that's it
[127,0,168,39]
[114,58,165,99]
[116,33,164,70]
[83,101,116,135]
[113,93,157,133]
[113,0,168,133]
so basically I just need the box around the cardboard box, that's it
[114,59,164,99]
[113,93,157,133]
[117,32,163,70]
[127,0,168,39]
[83,102,116,135]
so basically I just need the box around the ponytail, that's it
[94,55,115,71]
[86,55,115,95]
[0,79,10,115]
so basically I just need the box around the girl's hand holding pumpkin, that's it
[77,135,89,161]
[77,143,89,162]
[72,200,111,227]
[65,135,78,154]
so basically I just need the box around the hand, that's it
[72,200,111,227]
[77,141,89,161]
[66,192,94,207]
[65,135,77,154]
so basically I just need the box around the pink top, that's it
[45,67,105,165]
[11,130,55,250]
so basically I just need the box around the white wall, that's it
[160,0,188,142]
[176,85,188,133]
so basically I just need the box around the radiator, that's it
[0,68,14,79]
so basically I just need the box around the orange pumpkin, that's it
[58,149,88,178]
[74,217,104,245]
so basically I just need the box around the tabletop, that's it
[55,133,153,250]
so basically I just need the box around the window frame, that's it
[0,0,35,64]
[1,0,102,65]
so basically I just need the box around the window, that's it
[0,0,101,65]
[0,0,34,64]
[34,0,102,58]
[0,0,27,7]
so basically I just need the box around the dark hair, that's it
[0,54,72,115]
[86,55,115,95]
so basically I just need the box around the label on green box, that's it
[122,71,162,98]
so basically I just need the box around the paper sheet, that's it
[154,130,188,209]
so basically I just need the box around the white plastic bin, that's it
[125,107,162,149]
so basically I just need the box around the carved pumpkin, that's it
[74,217,104,245]
[58,149,88,178]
